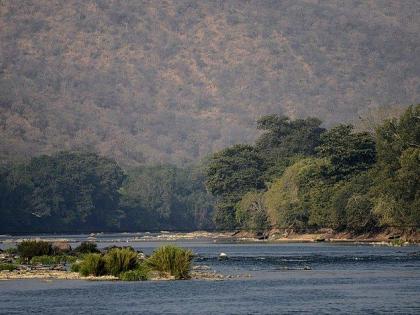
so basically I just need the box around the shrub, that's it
[74,242,100,254]
[17,240,52,260]
[0,263,17,271]
[104,248,139,276]
[119,264,149,281]
[5,247,17,255]
[79,254,106,276]
[146,245,193,280]
[70,262,81,272]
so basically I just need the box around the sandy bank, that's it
[0,268,229,281]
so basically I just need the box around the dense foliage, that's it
[120,165,214,231]
[0,152,125,232]
[0,107,418,234]
[0,152,214,233]
[206,106,420,233]
[17,240,52,260]
[205,145,265,229]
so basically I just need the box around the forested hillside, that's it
[1,0,419,166]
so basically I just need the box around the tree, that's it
[0,151,126,233]
[120,164,214,231]
[235,191,268,232]
[317,124,376,179]
[264,158,329,230]
[255,115,325,181]
[330,171,376,231]
[373,105,420,227]
[205,144,266,229]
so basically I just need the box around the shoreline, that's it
[1,229,419,246]
[0,268,229,282]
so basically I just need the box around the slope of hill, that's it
[0,0,419,166]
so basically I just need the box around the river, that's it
[1,233,419,314]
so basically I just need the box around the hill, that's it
[0,0,419,166]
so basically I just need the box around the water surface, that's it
[1,234,419,314]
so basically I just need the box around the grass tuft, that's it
[79,253,106,276]
[104,248,139,276]
[119,264,149,281]
[146,245,193,279]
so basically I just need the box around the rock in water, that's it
[218,252,228,260]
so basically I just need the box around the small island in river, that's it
[0,239,228,282]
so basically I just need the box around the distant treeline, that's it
[205,104,419,233]
[1,105,418,234]
[0,153,214,233]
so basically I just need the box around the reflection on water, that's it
[1,234,420,314]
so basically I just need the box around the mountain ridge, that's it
[0,0,419,166]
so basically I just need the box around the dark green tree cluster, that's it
[206,105,419,233]
[0,151,125,232]
[119,165,214,231]
[0,152,214,233]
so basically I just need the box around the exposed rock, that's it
[218,253,228,260]
[52,241,72,253]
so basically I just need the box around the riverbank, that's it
[1,229,418,247]
[235,228,420,244]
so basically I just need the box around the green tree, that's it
[235,191,268,232]
[256,115,325,181]
[373,105,420,227]
[206,144,266,229]
[27,151,125,230]
[330,171,376,231]
[317,124,376,179]
[120,165,214,231]
[0,151,125,233]
[264,158,328,230]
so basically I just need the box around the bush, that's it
[70,262,81,272]
[345,194,376,233]
[5,247,17,255]
[119,264,149,281]
[146,245,193,280]
[17,240,52,260]
[104,248,139,276]
[79,254,106,276]
[74,242,100,254]
[0,263,17,271]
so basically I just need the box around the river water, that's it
[1,233,420,314]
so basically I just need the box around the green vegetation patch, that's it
[17,240,52,260]
[79,254,106,277]
[74,242,100,254]
[0,263,18,271]
[146,245,193,280]
[119,264,150,281]
[104,248,139,277]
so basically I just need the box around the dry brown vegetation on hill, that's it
[0,0,419,166]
